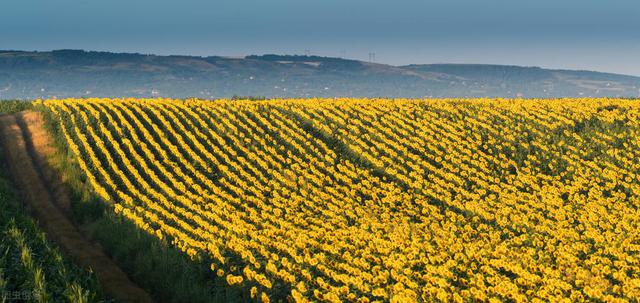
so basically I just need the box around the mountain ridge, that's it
[1,50,639,99]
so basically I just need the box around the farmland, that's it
[35,98,640,302]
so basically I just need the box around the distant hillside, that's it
[1,50,639,99]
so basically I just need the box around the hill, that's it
[1,50,639,99]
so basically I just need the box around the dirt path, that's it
[0,112,153,303]
[16,111,73,215]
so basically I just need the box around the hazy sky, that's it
[2,0,639,75]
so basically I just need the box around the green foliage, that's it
[0,145,106,302]
[85,215,247,303]
[0,100,32,114]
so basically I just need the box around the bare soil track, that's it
[0,111,153,303]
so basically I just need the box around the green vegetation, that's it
[0,143,105,302]
[0,100,32,114]
[230,95,267,101]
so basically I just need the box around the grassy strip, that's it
[36,104,251,303]
[0,133,105,302]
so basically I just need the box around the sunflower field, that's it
[39,98,640,302]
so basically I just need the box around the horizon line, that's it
[2,48,639,78]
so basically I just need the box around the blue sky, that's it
[1,0,639,75]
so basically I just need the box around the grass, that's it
[0,122,105,302]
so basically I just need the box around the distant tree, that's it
[230,95,267,101]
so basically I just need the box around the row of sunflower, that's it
[37,98,640,302]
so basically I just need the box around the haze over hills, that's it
[1,49,639,99]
